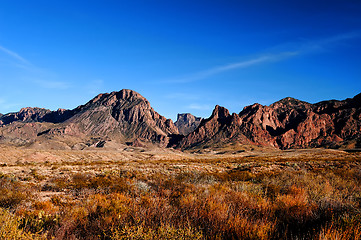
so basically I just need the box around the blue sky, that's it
[0,0,360,120]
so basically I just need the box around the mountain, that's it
[0,107,72,126]
[174,105,251,149]
[1,90,360,150]
[174,113,202,135]
[175,93,361,150]
[0,89,178,148]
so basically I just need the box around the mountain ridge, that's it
[0,90,360,150]
[174,113,202,135]
[175,93,361,150]
[0,89,178,149]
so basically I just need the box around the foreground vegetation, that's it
[0,146,361,239]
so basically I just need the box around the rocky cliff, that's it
[175,93,361,149]
[1,91,360,150]
[0,107,71,125]
[59,89,179,145]
[0,89,178,148]
[174,113,202,135]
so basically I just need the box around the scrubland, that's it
[0,145,361,239]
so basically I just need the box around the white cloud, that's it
[165,52,297,83]
[0,44,50,76]
[0,45,29,65]
[187,103,213,110]
[33,79,71,89]
[164,93,200,100]
[164,31,360,84]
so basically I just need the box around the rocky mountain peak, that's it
[0,89,178,148]
[19,107,50,114]
[175,113,202,135]
[211,105,230,119]
[1,91,360,150]
[177,113,195,122]
[118,89,147,101]
[83,89,150,109]
[175,93,361,150]
[0,107,52,126]
[56,89,178,146]
[270,97,311,108]
[349,92,361,108]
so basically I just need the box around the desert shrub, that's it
[0,208,29,239]
[213,169,256,182]
[0,175,32,209]
[16,200,60,235]
[0,208,45,240]
[49,173,132,194]
[318,219,361,240]
[110,224,204,240]
[30,169,46,181]
[4,159,361,240]
[19,210,60,235]
[53,193,134,239]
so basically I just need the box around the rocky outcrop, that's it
[0,107,73,126]
[175,106,251,149]
[60,89,179,145]
[176,93,361,149]
[0,89,178,147]
[0,107,50,125]
[174,113,202,135]
[1,90,360,150]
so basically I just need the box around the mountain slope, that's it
[174,113,202,135]
[1,90,360,150]
[58,89,179,144]
[176,93,361,150]
[0,89,178,148]
[0,107,72,125]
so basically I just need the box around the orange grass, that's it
[1,152,361,239]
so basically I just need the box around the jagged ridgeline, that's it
[174,113,203,135]
[174,93,361,150]
[0,90,360,150]
[0,89,178,149]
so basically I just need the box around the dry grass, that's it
[0,145,360,239]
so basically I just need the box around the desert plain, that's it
[1,144,361,239]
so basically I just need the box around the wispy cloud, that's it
[164,31,360,84]
[187,103,213,110]
[0,44,46,74]
[0,45,30,65]
[307,31,360,49]
[165,51,297,83]
[0,44,74,91]
[278,31,361,55]
[33,79,71,89]
[164,92,200,100]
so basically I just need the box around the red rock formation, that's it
[0,90,359,149]
[175,105,251,149]
[61,89,179,145]
[0,89,178,147]
[175,113,202,135]
[176,93,361,149]
[0,107,73,126]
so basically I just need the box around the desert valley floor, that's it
[1,145,361,239]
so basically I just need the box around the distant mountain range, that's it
[0,89,360,150]
[174,113,203,135]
